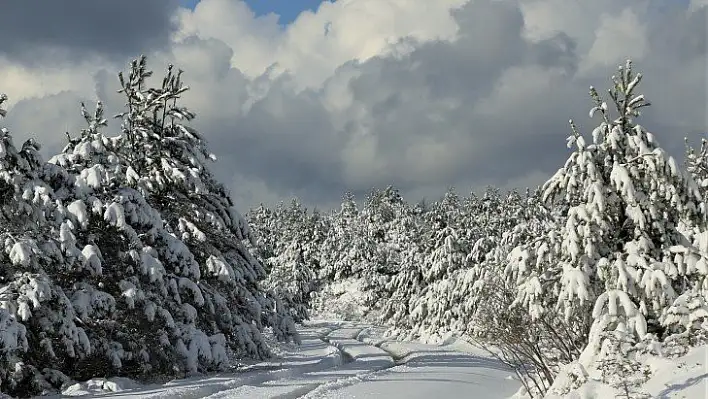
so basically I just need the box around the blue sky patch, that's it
[180,0,331,25]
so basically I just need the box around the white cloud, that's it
[173,0,281,76]
[580,7,649,74]
[174,0,468,89]
[518,0,629,44]
[0,55,105,107]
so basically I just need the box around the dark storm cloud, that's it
[647,4,706,62]
[0,0,181,65]
[635,5,707,149]
[201,77,351,205]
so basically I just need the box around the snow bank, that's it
[644,345,708,397]
[62,377,141,396]
[543,344,708,399]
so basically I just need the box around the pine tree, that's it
[384,188,468,341]
[52,100,229,378]
[319,192,369,281]
[245,204,279,272]
[264,240,315,321]
[110,56,298,352]
[0,94,89,395]
[421,188,467,282]
[359,186,417,315]
[48,57,297,381]
[258,199,320,322]
[312,192,377,320]
[507,61,708,391]
[596,328,652,399]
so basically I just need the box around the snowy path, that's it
[63,321,520,398]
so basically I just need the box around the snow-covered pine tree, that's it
[0,94,90,395]
[245,204,279,273]
[450,188,515,337]
[507,60,708,392]
[318,192,369,281]
[359,186,417,315]
[312,192,378,320]
[48,57,297,381]
[462,189,576,395]
[420,188,467,282]
[264,240,315,321]
[379,224,424,337]
[48,100,211,380]
[669,138,708,353]
[684,138,708,192]
[306,207,329,280]
[110,56,298,350]
[595,328,652,399]
[383,187,468,341]
[258,199,320,322]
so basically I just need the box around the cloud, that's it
[580,7,649,73]
[0,0,705,210]
[3,91,89,157]
[0,0,181,66]
[0,57,100,105]
[174,0,469,89]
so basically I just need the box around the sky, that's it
[0,0,705,210]
[181,0,330,24]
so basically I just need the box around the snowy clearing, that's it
[56,321,520,399]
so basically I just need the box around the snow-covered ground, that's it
[546,344,708,399]
[45,321,708,398]
[54,321,520,399]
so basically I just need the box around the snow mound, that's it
[62,377,141,396]
[542,344,708,399]
[643,345,708,397]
